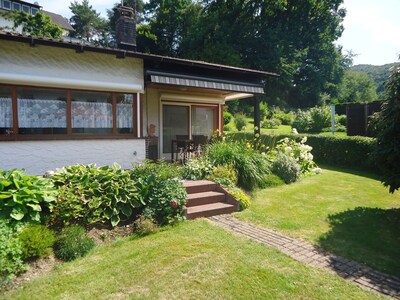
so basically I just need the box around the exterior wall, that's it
[0,139,145,174]
[0,17,23,32]
[0,39,144,93]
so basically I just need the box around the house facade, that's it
[0,6,277,174]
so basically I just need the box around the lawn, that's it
[236,167,400,277]
[2,220,381,299]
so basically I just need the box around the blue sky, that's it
[38,0,400,66]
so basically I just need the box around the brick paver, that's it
[208,214,400,299]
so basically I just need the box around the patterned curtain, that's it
[0,97,12,128]
[18,99,66,128]
[72,101,113,128]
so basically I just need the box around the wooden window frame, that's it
[0,84,141,141]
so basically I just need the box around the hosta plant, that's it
[51,164,142,227]
[0,169,55,223]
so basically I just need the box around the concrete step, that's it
[186,202,237,220]
[186,191,226,207]
[183,180,218,194]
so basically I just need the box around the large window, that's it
[0,85,138,139]
[2,0,11,10]
[12,2,20,11]
[72,91,113,135]
[17,88,67,135]
[0,86,13,136]
[22,5,30,13]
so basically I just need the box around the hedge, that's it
[228,132,377,172]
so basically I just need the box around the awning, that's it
[147,71,265,94]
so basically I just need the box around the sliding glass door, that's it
[162,105,189,154]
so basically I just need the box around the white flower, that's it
[283,137,289,143]
[261,152,266,156]
[301,136,307,144]
[285,146,292,154]
[292,128,299,135]
[313,167,322,174]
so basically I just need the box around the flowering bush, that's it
[275,136,317,175]
[182,158,213,180]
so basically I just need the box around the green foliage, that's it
[51,164,141,227]
[375,63,400,192]
[258,174,285,188]
[335,114,347,126]
[223,111,233,125]
[261,118,282,129]
[133,215,158,236]
[292,110,312,133]
[228,188,250,211]
[69,0,108,42]
[0,220,26,288]
[309,106,331,132]
[1,10,63,38]
[131,161,187,225]
[272,153,301,184]
[54,225,95,262]
[336,70,378,103]
[18,225,55,260]
[205,139,271,190]
[205,165,238,188]
[182,158,212,180]
[259,102,269,120]
[234,113,248,131]
[0,169,55,223]
[351,63,400,97]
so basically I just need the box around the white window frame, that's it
[2,0,11,10]
[22,5,30,13]
[31,7,38,14]
[12,2,21,11]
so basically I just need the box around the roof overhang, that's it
[147,70,265,100]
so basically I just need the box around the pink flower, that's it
[170,201,178,208]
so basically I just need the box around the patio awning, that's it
[147,70,265,94]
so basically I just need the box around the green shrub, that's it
[335,124,346,132]
[133,215,158,236]
[51,164,141,227]
[223,111,233,125]
[228,188,251,211]
[261,118,282,129]
[274,112,294,125]
[228,133,377,172]
[0,169,55,223]
[205,139,271,190]
[131,160,183,181]
[182,158,212,180]
[309,106,331,132]
[234,113,248,131]
[0,220,26,288]
[258,174,285,188]
[54,225,95,261]
[223,125,231,132]
[272,153,301,184]
[259,102,269,120]
[292,110,311,133]
[335,114,347,126]
[205,165,238,188]
[18,225,55,260]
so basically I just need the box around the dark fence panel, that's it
[346,102,382,137]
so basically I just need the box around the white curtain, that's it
[0,97,12,128]
[72,101,113,128]
[18,99,66,128]
[117,103,133,128]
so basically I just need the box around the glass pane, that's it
[163,105,189,153]
[72,91,113,135]
[3,1,11,10]
[18,88,67,135]
[117,94,134,134]
[22,5,30,13]
[0,86,13,136]
[192,107,215,139]
[13,3,20,10]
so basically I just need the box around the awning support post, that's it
[254,96,261,145]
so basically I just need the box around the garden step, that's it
[183,180,218,194]
[186,202,236,220]
[186,191,226,207]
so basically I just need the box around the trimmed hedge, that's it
[228,132,377,172]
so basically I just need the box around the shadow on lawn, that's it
[317,207,400,277]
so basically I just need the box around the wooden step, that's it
[186,191,225,207]
[186,202,237,220]
[183,180,217,194]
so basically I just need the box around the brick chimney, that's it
[116,5,136,51]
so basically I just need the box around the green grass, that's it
[225,117,346,136]
[237,167,400,277]
[3,220,381,299]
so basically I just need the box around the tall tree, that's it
[69,0,108,41]
[1,10,63,38]
[336,70,378,103]
[375,59,400,193]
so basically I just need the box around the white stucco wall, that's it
[0,139,145,175]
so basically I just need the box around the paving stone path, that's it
[208,215,400,299]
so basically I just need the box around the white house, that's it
[0,6,278,174]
